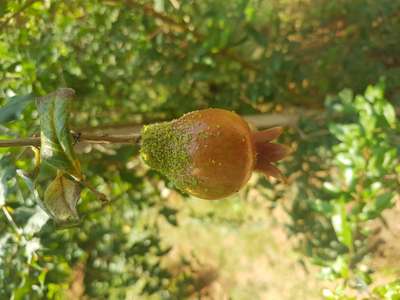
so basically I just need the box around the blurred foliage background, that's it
[0,0,400,299]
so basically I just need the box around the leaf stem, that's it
[0,132,141,148]
[81,187,134,218]
[1,206,23,236]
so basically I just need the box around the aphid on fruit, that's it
[140,108,290,200]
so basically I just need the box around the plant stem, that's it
[1,206,23,236]
[0,132,141,148]
[81,187,134,219]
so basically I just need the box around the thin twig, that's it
[1,206,23,236]
[0,132,141,148]
[78,133,141,144]
[79,179,108,203]
[0,137,41,147]
[81,187,134,218]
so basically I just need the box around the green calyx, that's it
[140,121,196,191]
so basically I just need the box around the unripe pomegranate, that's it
[140,108,289,200]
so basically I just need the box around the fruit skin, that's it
[140,108,288,200]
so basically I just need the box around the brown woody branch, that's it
[81,110,313,135]
[0,132,141,148]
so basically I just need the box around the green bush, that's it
[285,83,399,298]
[1,0,399,299]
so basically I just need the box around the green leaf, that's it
[365,84,384,103]
[332,200,353,249]
[37,88,82,180]
[38,269,48,287]
[0,94,34,124]
[329,124,360,143]
[382,102,397,128]
[343,168,354,187]
[338,89,354,105]
[0,157,16,206]
[43,174,81,225]
[375,193,395,212]
[362,192,395,220]
[373,280,400,299]
[16,169,46,211]
[53,90,82,176]
[335,153,353,166]
[332,256,350,279]
[323,182,341,194]
[23,207,49,235]
[311,199,335,216]
[12,274,33,300]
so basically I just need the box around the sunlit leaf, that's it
[332,256,349,279]
[338,89,353,105]
[329,124,360,143]
[12,274,33,300]
[365,84,384,103]
[373,280,400,299]
[335,153,352,166]
[23,207,49,235]
[332,200,352,249]
[24,237,41,262]
[343,168,354,187]
[382,102,396,128]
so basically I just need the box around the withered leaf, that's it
[43,174,81,224]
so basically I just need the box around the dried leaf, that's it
[43,174,81,224]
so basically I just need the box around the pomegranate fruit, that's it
[140,108,289,200]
